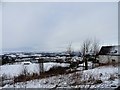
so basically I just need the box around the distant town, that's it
[1,45,119,65]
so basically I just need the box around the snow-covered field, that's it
[0,62,70,78]
[2,64,119,89]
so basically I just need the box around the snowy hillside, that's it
[2,65,119,89]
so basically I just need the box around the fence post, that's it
[39,58,44,74]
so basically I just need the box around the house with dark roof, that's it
[98,45,120,64]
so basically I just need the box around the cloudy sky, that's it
[1,2,118,52]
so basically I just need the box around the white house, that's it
[98,45,120,64]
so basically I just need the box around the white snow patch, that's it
[0,62,70,78]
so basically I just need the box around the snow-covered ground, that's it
[2,64,119,89]
[0,62,70,78]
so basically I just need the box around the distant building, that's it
[98,45,120,64]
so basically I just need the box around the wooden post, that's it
[40,62,44,73]
[84,57,88,70]
[39,58,44,74]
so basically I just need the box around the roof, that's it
[99,45,120,56]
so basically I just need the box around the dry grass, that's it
[13,66,70,83]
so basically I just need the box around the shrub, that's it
[93,79,102,84]
[48,65,66,74]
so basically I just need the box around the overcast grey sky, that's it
[2,2,118,52]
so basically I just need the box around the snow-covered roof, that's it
[18,54,29,58]
[7,55,16,58]
[99,45,120,56]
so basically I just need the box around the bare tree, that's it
[81,39,92,56]
[92,38,100,56]
[91,38,100,65]
[81,39,92,70]
[66,43,73,62]
[66,43,73,55]
[81,38,100,70]
[81,38,100,56]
